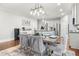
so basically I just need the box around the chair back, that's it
[31,36,45,54]
[19,34,29,49]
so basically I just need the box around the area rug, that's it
[0,45,75,56]
[0,45,34,56]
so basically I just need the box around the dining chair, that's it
[20,34,34,55]
[48,36,64,56]
[19,34,29,49]
[31,36,47,56]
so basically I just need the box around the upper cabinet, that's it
[73,3,79,25]
[76,4,79,25]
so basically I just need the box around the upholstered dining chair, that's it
[19,34,29,49]
[31,36,47,56]
[20,34,34,55]
[48,36,64,56]
[20,34,47,56]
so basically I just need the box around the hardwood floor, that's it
[69,48,79,56]
[0,40,19,51]
[0,39,79,56]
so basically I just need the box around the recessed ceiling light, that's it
[57,3,61,6]
[60,8,63,12]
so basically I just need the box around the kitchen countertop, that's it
[69,32,79,33]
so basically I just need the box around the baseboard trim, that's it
[0,39,14,43]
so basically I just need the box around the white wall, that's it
[60,15,68,52]
[21,17,37,30]
[0,10,37,42]
[0,11,21,42]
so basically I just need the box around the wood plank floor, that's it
[0,40,19,51]
[0,39,79,56]
[69,48,79,56]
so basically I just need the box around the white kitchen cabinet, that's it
[72,3,79,25]
[69,33,79,49]
[76,4,79,25]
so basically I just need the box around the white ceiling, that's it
[0,3,73,19]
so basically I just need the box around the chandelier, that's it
[30,4,45,16]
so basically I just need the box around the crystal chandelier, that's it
[30,4,45,16]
